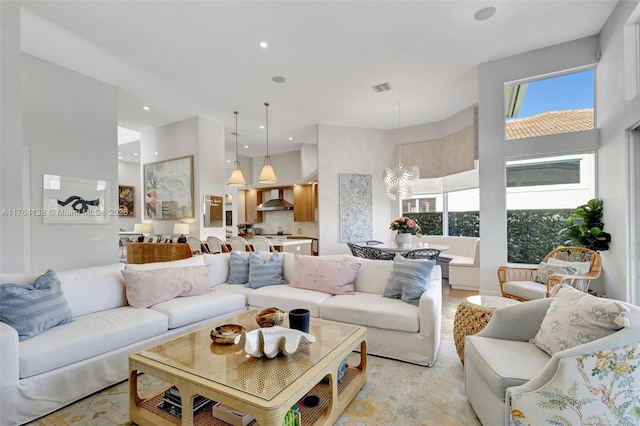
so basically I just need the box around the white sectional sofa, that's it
[0,251,442,425]
[418,235,479,291]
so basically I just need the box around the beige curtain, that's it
[399,125,477,179]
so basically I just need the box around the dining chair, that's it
[206,236,230,254]
[187,236,209,254]
[404,248,441,261]
[347,243,395,260]
[250,236,275,252]
[228,236,253,252]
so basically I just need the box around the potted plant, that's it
[559,198,611,251]
[390,216,421,247]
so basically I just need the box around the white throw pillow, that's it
[533,262,577,284]
[531,284,630,355]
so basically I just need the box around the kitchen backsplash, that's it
[237,209,318,237]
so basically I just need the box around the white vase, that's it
[395,232,412,247]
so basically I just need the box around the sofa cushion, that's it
[150,289,246,329]
[383,255,435,306]
[214,283,255,298]
[502,280,547,300]
[228,251,250,283]
[121,265,211,308]
[19,306,168,378]
[247,285,332,317]
[202,253,231,286]
[246,251,286,289]
[531,284,629,355]
[289,255,360,295]
[0,270,74,341]
[321,292,420,332]
[465,335,550,400]
[344,256,394,294]
[56,263,127,316]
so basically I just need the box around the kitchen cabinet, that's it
[293,184,317,222]
[244,189,263,224]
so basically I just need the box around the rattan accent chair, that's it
[187,236,209,254]
[347,243,395,260]
[498,247,602,301]
[404,248,441,261]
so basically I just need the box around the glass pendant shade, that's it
[258,102,278,184]
[227,111,246,187]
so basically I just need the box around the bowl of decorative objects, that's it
[256,307,286,328]
[210,324,246,345]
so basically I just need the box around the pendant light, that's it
[384,102,419,200]
[258,102,278,184]
[227,111,247,187]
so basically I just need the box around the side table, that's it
[453,295,520,363]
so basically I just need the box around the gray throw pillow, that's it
[0,269,74,341]
[246,251,286,289]
[228,251,249,283]
[383,254,435,306]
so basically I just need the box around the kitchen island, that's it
[268,238,312,255]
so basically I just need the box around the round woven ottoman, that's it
[453,295,520,363]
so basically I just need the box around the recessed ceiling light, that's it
[272,76,286,83]
[244,145,249,149]
[474,6,497,21]
[260,41,268,48]
[289,137,293,141]
[118,156,123,159]
[133,152,138,156]
[259,125,264,129]
[154,151,158,156]
[143,106,150,111]
[226,159,231,163]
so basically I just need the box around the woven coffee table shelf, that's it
[453,295,520,363]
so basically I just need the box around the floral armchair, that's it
[498,247,602,301]
[464,293,640,426]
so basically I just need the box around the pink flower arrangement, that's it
[389,216,421,234]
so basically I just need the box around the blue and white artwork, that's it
[339,174,373,242]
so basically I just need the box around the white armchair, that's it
[464,297,640,426]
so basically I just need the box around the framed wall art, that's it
[143,155,194,220]
[339,173,373,242]
[43,174,111,224]
[118,185,135,217]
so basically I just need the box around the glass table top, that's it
[137,310,360,401]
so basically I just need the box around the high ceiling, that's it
[20,1,618,162]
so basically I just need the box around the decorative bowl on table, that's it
[210,324,246,345]
[234,326,316,358]
[256,307,286,328]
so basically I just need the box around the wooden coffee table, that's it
[129,310,367,426]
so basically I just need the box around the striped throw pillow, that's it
[228,251,250,284]
[383,254,435,306]
[0,269,74,341]
[246,251,286,288]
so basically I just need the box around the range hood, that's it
[256,189,293,211]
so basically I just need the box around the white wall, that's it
[317,125,395,255]
[22,54,119,271]
[250,150,302,189]
[140,116,226,241]
[597,1,640,301]
[117,160,139,231]
[478,36,602,295]
[0,2,25,272]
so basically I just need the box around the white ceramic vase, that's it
[395,232,412,247]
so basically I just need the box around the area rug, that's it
[26,341,480,426]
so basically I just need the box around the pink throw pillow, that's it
[289,255,360,295]
[121,265,211,308]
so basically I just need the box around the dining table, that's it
[355,242,449,254]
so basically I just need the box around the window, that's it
[505,69,595,141]
[506,153,595,263]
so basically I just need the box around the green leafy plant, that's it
[559,198,611,251]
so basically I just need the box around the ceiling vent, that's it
[372,82,393,93]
